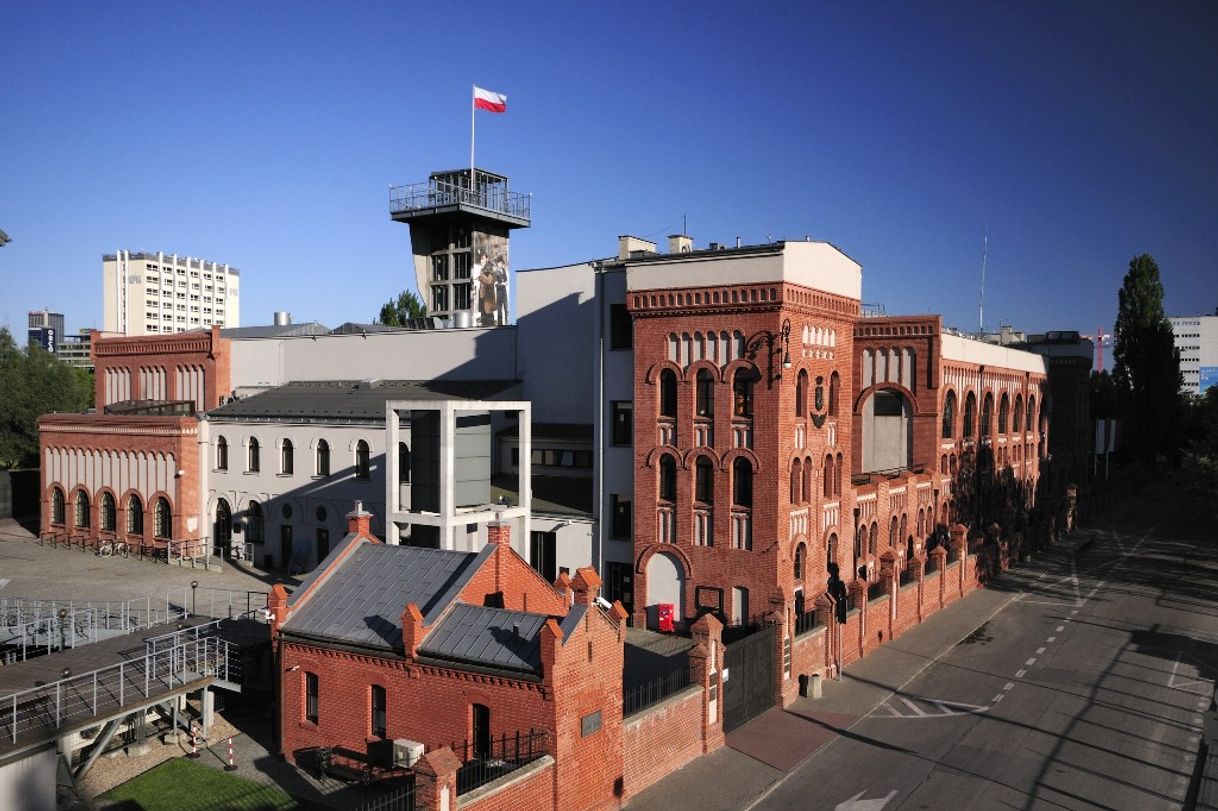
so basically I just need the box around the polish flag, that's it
[473,86,507,113]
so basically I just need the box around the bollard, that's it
[187,724,200,759]
[225,736,237,771]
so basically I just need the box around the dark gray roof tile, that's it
[419,603,548,672]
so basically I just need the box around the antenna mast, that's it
[979,227,989,334]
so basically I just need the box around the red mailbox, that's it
[657,603,675,632]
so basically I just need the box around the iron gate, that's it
[722,624,776,732]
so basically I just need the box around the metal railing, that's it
[389,178,531,222]
[794,608,822,636]
[899,568,916,588]
[451,729,549,795]
[624,668,692,717]
[867,580,888,601]
[3,633,239,744]
[355,782,416,811]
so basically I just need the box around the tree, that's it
[1111,254,1183,464]
[375,290,427,326]
[0,328,93,469]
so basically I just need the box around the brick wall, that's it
[91,325,231,410]
[621,687,704,796]
[460,756,556,811]
[279,643,553,764]
[457,541,569,617]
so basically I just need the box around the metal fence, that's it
[623,667,692,717]
[925,554,940,576]
[899,568,916,587]
[794,608,822,636]
[451,729,550,795]
[867,580,888,601]
[2,632,240,744]
[355,783,416,811]
[389,178,531,222]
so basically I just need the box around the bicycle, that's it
[98,540,128,557]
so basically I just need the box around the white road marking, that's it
[835,789,897,810]
[1056,626,1065,632]
[1036,647,1046,654]
[1038,573,1047,580]
[1003,682,1014,691]
[0,578,9,590]
[1016,669,1027,678]
[1111,527,1124,553]
[900,697,929,716]
[1169,652,1214,693]
[1047,637,1056,643]
[1026,658,1037,666]
[992,693,1004,703]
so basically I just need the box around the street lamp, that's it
[57,608,68,651]
[745,318,793,385]
[190,580,199,617]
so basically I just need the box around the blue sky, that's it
[2,2,1216,358]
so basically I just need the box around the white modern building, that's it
[103,250,240,336]
[1168,313,1218,395]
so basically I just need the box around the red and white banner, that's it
[473,86,507,113]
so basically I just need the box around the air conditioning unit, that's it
[393,738,425,768]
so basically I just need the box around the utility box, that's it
[657,603,675,633]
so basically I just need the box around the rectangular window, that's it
[305,672,318,724]
[431,285,449,313]
[610,495,632,539]
[371,684,386,739]
[611,401,632,446]
[604,562,633,610]
[530,531,557,583]
[609,304,632,349]
[581,710,602,737]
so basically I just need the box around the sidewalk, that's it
[626,576,1023,810]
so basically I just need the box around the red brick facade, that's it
[92,325,230,411]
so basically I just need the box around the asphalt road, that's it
[755,491,1217,811]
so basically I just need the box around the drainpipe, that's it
[593,262,605,573]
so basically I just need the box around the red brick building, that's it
[38,327,230,554]
[625,242,1048,637]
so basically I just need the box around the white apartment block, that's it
[1168,313,1218,395]
[103,250,240,336]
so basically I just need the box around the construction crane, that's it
[1081,326,1112,372]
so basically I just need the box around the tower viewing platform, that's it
[389,168,531,229]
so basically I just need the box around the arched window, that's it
[835,453,843,497]
[796,369,808,417]
[215,499,232,547]
[870,521,879,556]
[247,437,260,473]
[981,393,994,436]
[659,454,677,503]
[695,456,714,504]
[942,391,956,439]
[281,439,294,475]
[790,458,802,504]
[732,457,753,507]
[963,393,977,438]
[999,394,1009,434]
[127,494,143,536]
[100,492,116,532]
[50,487,65,525]
[398,442,411,484]
[154,497,171,539]
[794,542,806,581]
[74,490,90,529]
[827,533,838,569]
[890,516,899,548]
[355,440,371,479]
[1014,395,1024,432]
[855,524,866,562]
[695,369,714,417]
[950,454,957,475]
[917,509,925,537]
[733,368,755,418]
[803,457,813,504]
[1027,396,1036,432]
[246,501,264,543]
[899,514,908,546]
[660,369,678,418]
[216,436,228,471]
[828,372,840,416]
[823,455,834,498]
[316,439,330,476]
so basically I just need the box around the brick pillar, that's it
[688,613,725,754]
[932,546,947,608]
[413,747,461,811]
[487,521,511,546]
[401,603,425,659]
[879,549,898,639]
[814,593,835,674]
[769,605,794,707]
[571,567,601,607]
[910,556,926,622]
[554,572,573,606]
[848,580,865,662]
[951,524,967,597]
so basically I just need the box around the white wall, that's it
[0,746,56,811]
[515,262,597,424]
[228,327,518,391]
[940,333,1049,374]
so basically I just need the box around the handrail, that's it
[389,178,531,221]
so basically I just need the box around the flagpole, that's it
[470,83,476,191]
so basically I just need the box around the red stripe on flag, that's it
[474,98,507,113]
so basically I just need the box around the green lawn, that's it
[100,758,299,811]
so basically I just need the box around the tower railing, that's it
[389,178,531,222]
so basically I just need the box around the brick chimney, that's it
[401,603,425,659]
[347,500,374,539]
[267,583,290,639]
[554,571,573,606]
[487,521,511,546]
[571,567,602,607]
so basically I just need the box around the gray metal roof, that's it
[206,379,520,423]
[418,603,548,673]
[283,543,490,650]
[221,322,331,339]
